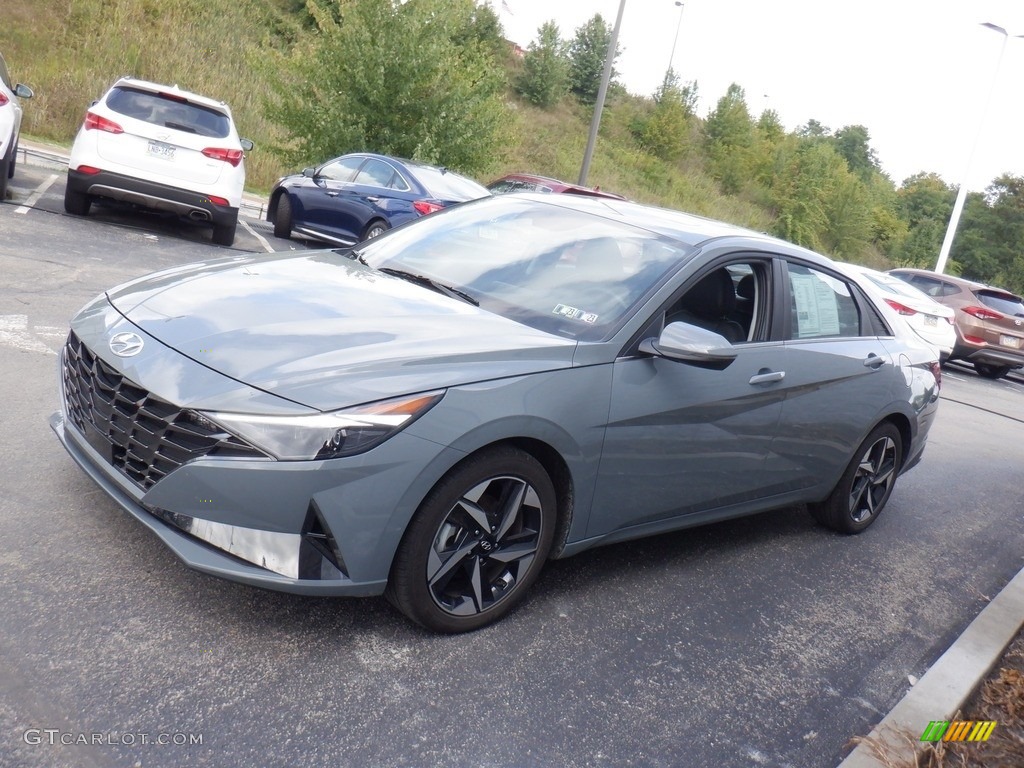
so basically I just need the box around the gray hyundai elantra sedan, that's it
[51,194,941,632]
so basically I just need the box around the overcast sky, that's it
[493,0,1024,192]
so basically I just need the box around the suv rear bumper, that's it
[956,343,1024,369]
[67,168,238,226]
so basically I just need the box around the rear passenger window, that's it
[787,264,861,339]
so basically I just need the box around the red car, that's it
[486,173,626,200]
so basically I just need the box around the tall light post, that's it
[935,22,1024,274]
[578,0,627,186]
[667,2,685,77]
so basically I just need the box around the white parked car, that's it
[837,263,956,361]
[64,77,252,245]
[0,50,34,201]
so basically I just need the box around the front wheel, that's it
[809,422,902,534]
[273,194,292,239]
[974,362,1011,380]
[386,447,557,633]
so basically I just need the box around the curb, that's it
[16,138,269,219]
[838,563,1024,767]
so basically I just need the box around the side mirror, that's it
[240,138,254,152]
[639,321,738,370]
[15,84,33,99]
[302,167,316,178]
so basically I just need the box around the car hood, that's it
[104,251,577,411]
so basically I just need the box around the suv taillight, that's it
[202,148,243,167]
[884,299,917,316]
[962,305,1003,321]
[413,201,444,216]
[84,111,124,134]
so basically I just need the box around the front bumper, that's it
[67,168,238,227]
[51,408,458,597]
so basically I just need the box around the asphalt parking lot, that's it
[2,164,1023,768]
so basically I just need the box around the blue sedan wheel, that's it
[386,447,556,633]
[810,423,902,534]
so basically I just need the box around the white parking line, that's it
[240,218,275,253]
[14,174,60,214]
[0,315,57,355]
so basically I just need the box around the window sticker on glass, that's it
[553,304,599,324]
[791,273,841,337]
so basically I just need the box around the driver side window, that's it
[664,261,768,344]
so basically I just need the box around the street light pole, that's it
[667,2,684,78]
[935,23,1023,274]
[578,0,627,186]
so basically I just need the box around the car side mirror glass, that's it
[302,167,316,178]
[15,84,33,99]
[240,138,254,152]
[639,321,738,370]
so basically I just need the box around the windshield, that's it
[863,272,934,302]
[356,196,694,341]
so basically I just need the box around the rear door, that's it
[770,259,897,496]
[331,157,418,239]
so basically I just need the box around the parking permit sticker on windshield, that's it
[553,304,599,324]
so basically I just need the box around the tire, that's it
[809,422,902,534]
[974,362,1010,380]
[63,187,91,216]
[8,141,16,178]
[386,446,557,633]
[212,216,237,246]
[0,156,9,201]
[273,194,292,239]
[363,220,388,241]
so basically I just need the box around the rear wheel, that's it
[0,143,11,200]
[809,422,902,534]
[974,362,1011,380]
[273,194,292,239]
[386,447,556,633]
[363,220,388,241]
[212,216,237,246]
[63,187,91,216]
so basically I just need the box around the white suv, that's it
[0,50,34,201]
[64,77,252,245]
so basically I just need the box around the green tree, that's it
[639,70,691,161]
[516,21,569,107]
[704,83,754,194]
[567,14,619,103]
[832,125,880,181]
[261,0,510,174]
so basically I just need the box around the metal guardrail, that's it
[17,145,269,219]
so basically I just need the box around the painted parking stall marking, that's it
[14,174,59,214]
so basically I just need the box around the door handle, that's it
[863,354,885,369]
[749,370,785,385]
[326,191,339,197]
[365,196,380,203]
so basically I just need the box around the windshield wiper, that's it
[377,267,479,306]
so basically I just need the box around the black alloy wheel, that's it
[386,447,556,633]
[810,422,902,534]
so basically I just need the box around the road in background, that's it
[2,165,1022,768]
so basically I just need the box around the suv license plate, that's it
[999,334,1020,348]
[147,141,176,160]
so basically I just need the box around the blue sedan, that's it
[267,152,490,245]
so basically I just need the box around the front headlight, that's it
[204,392,443,460]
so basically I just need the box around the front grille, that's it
[62,331,266,489]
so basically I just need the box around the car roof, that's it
[110,77,231,114]
[521,192,825,256]
[890,267,1022,298]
